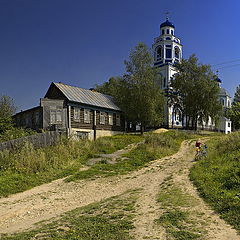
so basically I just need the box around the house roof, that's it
[50,82,121,111]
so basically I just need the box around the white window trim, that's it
[100,112,105,125]
[84,109,91,123]
[74,107,81,122]
[108,113,113,125]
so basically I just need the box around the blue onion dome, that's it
[216,77,222,83]
[160,19,175,28]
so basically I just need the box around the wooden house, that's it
[14,82,125,140]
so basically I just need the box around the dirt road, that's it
[0,140,239,239]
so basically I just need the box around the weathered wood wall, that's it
[0,131,61,152]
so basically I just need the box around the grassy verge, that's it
[155,176,206,240]
[190,131,240,233]
[66,130,200,182]
[0,189,140,240]
[0,134,143,197]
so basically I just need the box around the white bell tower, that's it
[152,18,183,128]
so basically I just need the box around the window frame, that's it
[84,109,91,124]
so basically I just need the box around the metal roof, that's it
[219,87,231,97]
[53,82,121,111]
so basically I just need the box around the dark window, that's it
[156,46,162,60]
[228,122,231,127]
[175,47,180,59]
[166,48,172,58]
[166,45,171,47]
[167,29,170,34]
[166,37,171,40]
[116,114,121,126]
[162,29,165,35]
[171,30,174,35]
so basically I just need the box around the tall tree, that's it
[96,43,164,133]
[169,54,222,130]
[228,85,240,130]
[233,84,240,104]
[0,95,17,133]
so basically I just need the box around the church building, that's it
[152,18,232,133]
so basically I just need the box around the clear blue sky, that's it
[0,0,239,111]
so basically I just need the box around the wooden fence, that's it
[0,131,62,152]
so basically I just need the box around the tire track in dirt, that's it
[0,140,239,240]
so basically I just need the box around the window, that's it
[171,30,174,35]
[50,107,62,124]
[100,112,105,125]
[35,111,39,124]
[84,109,91,123]
[166,37,171,40]
[74,108,81,122]
[175,47,180,59]
[162,29,165,35]
[156,46,162,61]
[166,48,172,58]
[167,29,169,34]
[76,131,89,140]
[108,113,113,125]
[116,114,121,126]
[228,122,231,128]
[220,98,225,106]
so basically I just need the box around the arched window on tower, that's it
[175,47,180,59]
[220,98,225,106]
[156,46,162,61]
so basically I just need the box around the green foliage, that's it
[228,85,240,130]
[0,95,17,119]
[0,96,17,134]
[233,84,240,104]
[190,132,240,232]
[1,190,138,240]
[0,127,35,143]
[95,43,164,132]
[169,54,222,130]
[0,134,142,197]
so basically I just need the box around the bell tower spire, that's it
[152,17,183,128]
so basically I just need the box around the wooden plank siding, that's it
[70,107,124,131]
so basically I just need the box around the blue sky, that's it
[0,0,239,111]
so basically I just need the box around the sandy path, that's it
[0,140,239,239]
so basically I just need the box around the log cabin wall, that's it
[70,106,124,132]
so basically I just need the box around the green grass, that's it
[0,134,143,197]
[66,130,199,182]
[0,189,139,240]
[190,131,240,233]
[156,177,205,240]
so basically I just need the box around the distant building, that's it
[14,82,125,140]
[152,18,232,133]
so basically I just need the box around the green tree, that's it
[228,85,240,130]
[233,84,240,104]
[96,43,164,133]
[169,54,222,130]
[0,95,17,133]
